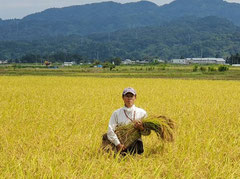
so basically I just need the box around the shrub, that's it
[146,67,154,71]
[193,65,198,72]
[218,65,229,72]
[208,66,217,72]
[200,66,207,72]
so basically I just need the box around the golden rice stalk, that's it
[115,115,175,148]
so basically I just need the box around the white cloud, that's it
[225,0,240,2]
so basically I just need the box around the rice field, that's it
[0,76,240,178]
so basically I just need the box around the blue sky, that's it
[0,0,239,20]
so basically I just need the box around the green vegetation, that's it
[1,63,239,80]
[193,65,229,72]
[218,65,229,72]
[1,16,240,61]
[227,53,240,65]
[1,0,240,41]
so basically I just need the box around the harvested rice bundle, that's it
[115,115,175,148]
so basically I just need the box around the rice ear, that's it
[112,115,176,149]
[142,115,175,142]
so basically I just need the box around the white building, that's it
[171,58,225,65]
[186,58,225,64]
[122,59,135,65]
[157,59,165,63]
[153,58,165,63]
[0,60,8,64]
[63,62,75,66]
[172,59,189,64]
[138,60,149,64]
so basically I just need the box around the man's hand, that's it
[134,120,144,131]
[117,144,126,152]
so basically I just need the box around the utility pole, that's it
[96,51,99,60]
[108,32,110,42]
[35,55,37,66]
[135,30,138,39]
[16,21,19,36]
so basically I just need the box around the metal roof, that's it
[186,58,225,62]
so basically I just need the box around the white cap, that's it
[122,87,136,96]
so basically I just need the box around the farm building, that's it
[63,62,75,66]
[156,59,165,63]
[136,60,150,64]
[171,58,225,64]
[171,59,189,64]
[122,59,135,65]
[0,60,8,64]
[94,65,103,68]
[186,58,225,64]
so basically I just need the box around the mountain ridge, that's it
[1,0,240,40]
[1,16,240,61]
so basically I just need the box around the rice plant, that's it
[0,76,239,178]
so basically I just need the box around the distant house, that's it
[63,62,75,66]
[122,59,135,65]
[0,60,8,64]
[153,58,165,63]
[138,60,150,64]
[157,59,165,63]
[172,59,189,64]
[135,60,149,64]
[93,65,103,68]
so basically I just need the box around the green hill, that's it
[1,0,240,40]
[1,16,240,61]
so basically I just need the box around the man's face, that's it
[122,93,136,108]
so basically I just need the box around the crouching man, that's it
[102,87,150,155]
